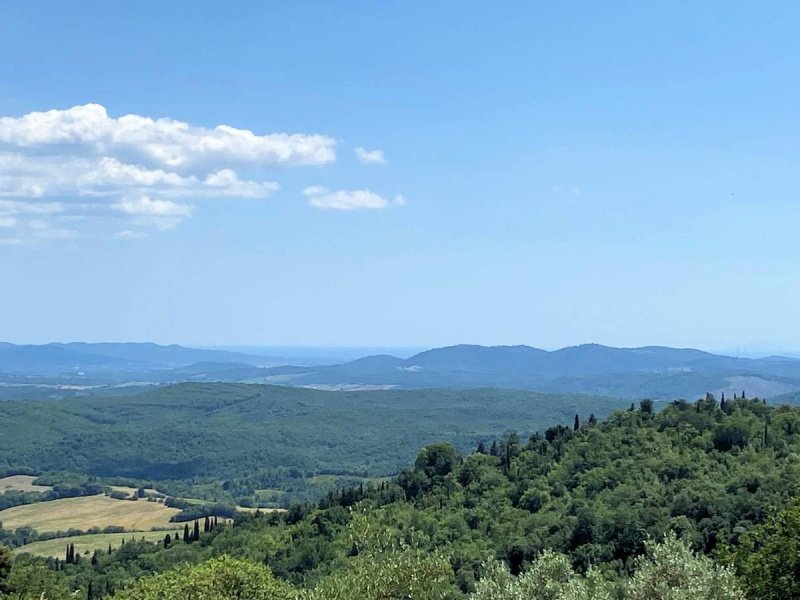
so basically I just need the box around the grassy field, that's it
[0,475,52,493]
[0,495,180,533]
[14,530,182,558]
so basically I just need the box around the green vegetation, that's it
[1,393,798,598]
[0,383,626,505]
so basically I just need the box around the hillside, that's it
[0,383,626,505]
[0,342,277,374]
[4,342,800,402]
[8,394,797,599]
[280,343,800,399]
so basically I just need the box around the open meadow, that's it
[14,530,182,558]
[0,495,179,533]
[0,475,51,493]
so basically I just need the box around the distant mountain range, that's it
[0,342,276,373]
[2,342,800,401]
[272,344,800,400]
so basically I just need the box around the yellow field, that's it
[0,475,52,493]
[0,495,180,533]
[14,530,183,558]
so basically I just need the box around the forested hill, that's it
[10,393,800,598]
[277,343,800,400]
[0,383,626,504]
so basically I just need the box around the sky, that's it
[1,1,799,351]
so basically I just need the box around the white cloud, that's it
[0,104,336,170]
[0,104,338,242]
[354,147,387,164]
[0,200,65,215]
[115,230,148,240]
[114,195,193,230]
[303,187,405,211]
[302,185,329,196]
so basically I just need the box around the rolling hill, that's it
[0,382,627,504]
[278,344,800,399]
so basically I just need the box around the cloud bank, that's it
[0,104,336,242]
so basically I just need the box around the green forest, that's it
[0,384,626,505]
[3,392,800,598]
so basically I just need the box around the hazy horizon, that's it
[3,339,799,361]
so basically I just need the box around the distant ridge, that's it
[3,342,800,401]
[0,342,276,373]
[279,343,800,400]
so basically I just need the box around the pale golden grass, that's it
[0,495,180,533]
[0,475,52,493]
[14,530,183,558]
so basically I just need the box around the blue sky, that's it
[1,1,799,351]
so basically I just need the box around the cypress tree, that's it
[164,534,171,548]
[214,516,219,528]
[764,423,769,447]
[193,520,200,542]
[91,550,98,566]
[742,389,746,399]
[588,413,597,425]
[107,544,112,555]
[183,523,190,543]
[204,517,210,533]
[87,581,93,600]
[573,414,580,431]
[477,440,486,454]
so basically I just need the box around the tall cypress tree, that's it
[193,520,200,542]
[574,414,580,431]
[183,523,190,543]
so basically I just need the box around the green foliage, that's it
[8,395,800,598]
[724,498,800,599]
[625,534,742,599]
[0,546,11,595]
[2,558,71,599]
[470,536,742,600]
[112,555,296,600]
[302,550,456,600]
[0,383,625,505]
[470,551,613,600]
